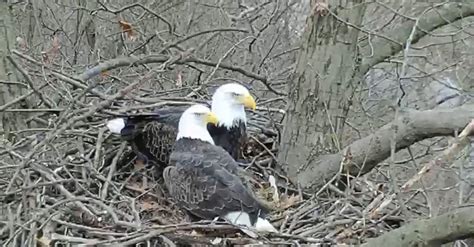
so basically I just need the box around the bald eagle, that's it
[106,83,256,172]
[163,104,277,233]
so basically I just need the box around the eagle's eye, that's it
[231,92,240,97]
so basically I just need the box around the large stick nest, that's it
[0,70,404,247]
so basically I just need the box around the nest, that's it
[0,94,405,247]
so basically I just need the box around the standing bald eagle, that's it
[106,83,256,172]
[163,104,277,233]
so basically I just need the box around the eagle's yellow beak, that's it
[238,93,256,110]
[205,112,219,125]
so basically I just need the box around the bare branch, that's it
[295,105,474,190]
[76,54,284,95]
[360,2,474,75]
[96,2,174,33]
[77,54,169,81]
[7,55,54,108]
[370,119,474,218]
[161,28,249,51]
[401,119,474,191]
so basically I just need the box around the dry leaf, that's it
[118,20,137,41]
[52,35,61,53]
[141,200,158,210]
[335,227,354,241]
[134,159,146,170]
[100,70,110,79]
[176,71,183,87]
[49,35,60,61]
[36,236,51,247]
[42,35,61,63]
[278,194,302,210]
[268,175,279,203]
[312,0,329,16]
[16,37,28,51]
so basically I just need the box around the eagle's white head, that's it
[176,104,218,144]
[211,83,256,128]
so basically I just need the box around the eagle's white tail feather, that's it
[224,211,278,233]
[224,211,252,226]
[255,217,278,233]
[106,118,125,134]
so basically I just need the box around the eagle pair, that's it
[107,83,277,234]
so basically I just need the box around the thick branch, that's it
[362,207,474,247]
[360,1,474,75]
[296,105,474,190]
[76,54,276,93]
[77,54,168,81]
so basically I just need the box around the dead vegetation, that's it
[0,88,401,245]
[2,59,470,245]
[1,1,474,246]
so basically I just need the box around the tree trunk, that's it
[278,0,366,188]
[0,1,29,141]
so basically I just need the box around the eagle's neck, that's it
[211,102,246,129]
[176,119,214,144]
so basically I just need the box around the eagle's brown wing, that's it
[163,139,267,223]
[116,106,186,170]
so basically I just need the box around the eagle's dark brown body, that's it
[116,106,247,173]
[163,138,267,224]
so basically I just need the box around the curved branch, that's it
[77,54,282,95]
[295,105,474,190]
[360,2,474,75]
[185,57,284,95]
[163,28,249,50]
[362,206,474,247]
[96,2,174,33]
[77,55,169,81]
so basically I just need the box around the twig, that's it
[0,83,48,112]
[160,27,249,52]
[370,119,474,218]
[0,179,74,196]
[5,71,148,193]
[96,2,174,33]
[7,55,54,108]
[101,142,127,200]
[93,127,106,169]
[401,119,474,191]
[187,36,254,96]
[50,233,100,244]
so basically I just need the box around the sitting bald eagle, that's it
[106,83,256,172]
[163,104,277,233]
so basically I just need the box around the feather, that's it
[107,108,247,169]
[255,217,278,233]
[106,118,125,134]
[164,138,277,234]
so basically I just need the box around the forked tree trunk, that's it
[278,0,366,191]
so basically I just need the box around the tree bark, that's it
[279,0,474,192]
[362,206,474,247]
[295,105,474,191]
[278,0,366,180]
[0,1,28,141]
